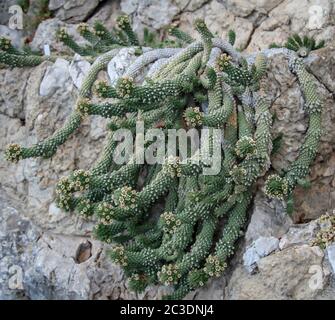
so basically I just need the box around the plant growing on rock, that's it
[2,16,324,299]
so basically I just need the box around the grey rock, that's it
[243,236,279,273]
[254,236,279,257]
[247,0,334,51]
[30,18,87,53]
[0,25,23,48]
[326,244,335,274]
[227,245,329,300]
[245,193,292,244]
[49,0,103,23]
[121,0,180,31]
[69,54,91,89]
[0,194,173,300]
[107,47,138,85]
[178,0,254,50]
[243,246,260,273]
[0,0,18,25]
[39,58,72,96]
[279,222,319,250]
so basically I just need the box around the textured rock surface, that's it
[243,236,279,273]
[0,0,335,300]
[0,194,172,300]
[226,245,330,300]
[49,0,103,23]
[30,18,88,52]
[327,245,335,274]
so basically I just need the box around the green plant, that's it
[311,213,335,249]
[269,34,325,57]
[17,0,30,13]
[2,16,324,299]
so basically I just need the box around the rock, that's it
[0,25,23,48]
[1,2,335,300]
[309,46,335,95]
[242,246,260,273]
[326,244,335,274]
[0,67,30,118]
[307,4,329,30]
[222,0,287,18]
[69,54,91,89]
[227,245,329,299]
[279,222,319,250]
[0,195,40,299]
[0,194,173,300]
[107,47,138,85]
[0,0,18,25]
[121,0,180,31]
[247,0,334,51]
[178,0,254,50]
[245,193,292,244]
[30,18,87,53]
[181,0,208,11]
[243,236,279,273]
[39,58,72,96]
[49,0,103,23]
[87,0,121,31]
[185,278,225,300]
[254,236,279,256]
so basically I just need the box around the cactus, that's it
[3,16,324,299]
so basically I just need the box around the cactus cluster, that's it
[311,212,335,249]
[2,16,324,299]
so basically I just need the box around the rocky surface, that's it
[48,0,104,23]
[0,0,334,300]
[224,196,335,300]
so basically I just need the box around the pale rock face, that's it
[245,193,292,244]
[48,0,103,23]
[326,244,335,274]
[178,0,254,50]
[30,18,89,53]
[227,245,330,300]
[279,222,319,250]
[246,0,334,51]
[243,236,279,273]
[107,47,138,85]
[39,58,72,96]
[121,0,180,30]
[0,25,23,48]
[69,54,92,89]
[0,196,173,300]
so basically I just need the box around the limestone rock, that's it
[30,18,88,53]
[227,245,329,299]
[247,0,334,51]
[243,236,279,273]
[39,58,72,96]
[245,193,292,244]
[121,0,180,31]
[0,0,18,25]
[87,1,121,31]
[49,0,103,23]
[178,0,254,50]
[0,25,23,48]
[0,195,173,300]
[327,244,335,274]
[107,47,138,85]
[69,54,91,89]
[279,222,319,250]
